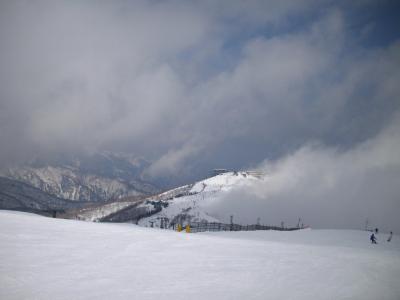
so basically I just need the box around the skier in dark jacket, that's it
[370,233,377,244]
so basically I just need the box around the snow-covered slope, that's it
[73,197,146,222]
[74,171,261,225]
[1,210,399,300]
[0,152,159,202]
[138,171,260,226]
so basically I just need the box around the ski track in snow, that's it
[1,210,400,300]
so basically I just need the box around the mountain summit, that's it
[74,171,262,225]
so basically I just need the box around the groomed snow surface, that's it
[1,211,400,300]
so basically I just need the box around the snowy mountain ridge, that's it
[0,152,160,202]
[74,171,262,226]
[138,171,261,227]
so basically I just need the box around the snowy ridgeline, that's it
[0,152,159,202]
[1,210,400,300]
[75,171,260,226]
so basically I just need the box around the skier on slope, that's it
[387,231,393,242]
[370,233,377,244]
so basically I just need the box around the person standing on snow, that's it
[387,231,393,242]
[370,233,377,244]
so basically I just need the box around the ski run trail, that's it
[1,210,400,300]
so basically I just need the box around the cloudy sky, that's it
[203,113,400,232]
[1,1,399,182]
[1,0,400,231]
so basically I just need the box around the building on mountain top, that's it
[213,169,229,176]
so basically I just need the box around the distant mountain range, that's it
[0,152,160,203]
[0,151,264,227]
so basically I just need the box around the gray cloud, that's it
[0,0,212,164]
[0,0,399,188]
[203,113,400,232]
[161,9,400,182]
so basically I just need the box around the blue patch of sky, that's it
[174,7,324,83]
[172,1,399,88]
[341,0,400,48]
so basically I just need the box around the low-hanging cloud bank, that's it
[204,114,400,232]
[0,0,399,188]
